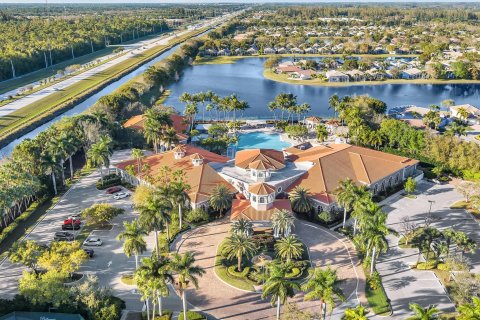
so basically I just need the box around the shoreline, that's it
[263,69,480,87]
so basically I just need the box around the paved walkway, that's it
[173,219,366,320]
[376,180,480,318]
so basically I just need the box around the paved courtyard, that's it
[173,219,366,320]
[377,180,480,319]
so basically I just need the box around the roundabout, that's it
[172,218,367,320]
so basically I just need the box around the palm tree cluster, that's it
[268,93,311,124]
[134,252,205,320]
[179,90,249,123]
[334,178,391,274]
[0,12,171,81]
[411,227,477,266]
[143,108,176,153]
[0,110,112,231]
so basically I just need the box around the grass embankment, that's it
[0,32,170,95]
[450,200,480,217]
[0,51,129,109]
[194,56,244,65]
[264,69,480,87]
[0,27,210,147]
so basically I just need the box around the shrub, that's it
[368,271,382,290]
[227,265,250,278]
[317,211,334,224]
[0,201,41,245]
[285,267,302,279]
[178,311,206,320]
[416,261,436,270]
[437,263,449,271]
[96,174,122,190]
[251,233,274,248]
[185,208,209,224]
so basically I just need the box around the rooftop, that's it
[230,199,292,221]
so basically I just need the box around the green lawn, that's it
[365,281,391,316]
[214,240,256,292]
[0,27,209,144]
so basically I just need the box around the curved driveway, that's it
[173,219,366,320]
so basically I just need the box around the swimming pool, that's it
[236,131,291,151]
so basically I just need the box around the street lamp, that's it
[425,200,435,227]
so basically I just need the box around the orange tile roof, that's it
[230,199,292,221]
[123,113,189,140]
[287,144,419,204]
[248,160,275,170]
[235,149,285,170]
[305,116,322,123]
[248,182,276,195]
[116,145,233,204]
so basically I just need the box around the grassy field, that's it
[0,32,169,95]
[365,281,392,316]
[263,69,480,87]
[194,56,244,65]
[0,27,209,146]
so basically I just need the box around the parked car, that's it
[83,248,94,258]
[83,237,102,246]
[106,186,122,194]
[113,192,130,200]
[68,214,81,220]
[62,223,80,230]
[63,218,81,225]
[54,232,74,241]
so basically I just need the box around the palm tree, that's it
[132,148,145,174]
[170,180,189,230]
[407,303,440,320]
[171,252,205,320]
[316,124,329,142]
[289,186,313,214]
[458,296,480,320]
[40,151,60,195]
[137,191,170,258]
[135,256,173,319]
[223,233,257,272]
[328,94,340,118]
[456,107,469,124]
[335,179,357,229]
[117,220,147,270]
[87,135,113,177]
[271,209,294,238]
[231,218,253,237]
[274,235,304,262]
[302,267,345,320]
[209,184,233,216]
[343,305,368,320]
[161,127,179,150]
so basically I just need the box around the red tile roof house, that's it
[123,113,190,144]
[115,144,235,210]
[219,145,420,227]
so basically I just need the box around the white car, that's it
[113,192,130,200]
[68,214,81,220]
[83,237,103,246]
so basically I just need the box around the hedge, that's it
[96,174,122,190]
[227,265,250,278]
[178,311,205,320]
[0,200,41,245]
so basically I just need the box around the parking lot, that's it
[377,180,480,318]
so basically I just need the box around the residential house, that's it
[123,113,190,144]
[304,116,322,129]
[345,70,366,82]
[450,104,480,124]
[290,69,316,80]
[325,70,349,82]
[401,68,425,79]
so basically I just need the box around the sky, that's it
[0,0,475,3]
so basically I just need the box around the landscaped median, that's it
[0,26,212,148]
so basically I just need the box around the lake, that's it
[164,57,480,119]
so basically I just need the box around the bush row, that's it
[0,200,41,246]
[227,265,250,278]
[96,174,123,190]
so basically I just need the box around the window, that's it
[277,186,283,193]
[252,196,256,202]
[259,197,265,204]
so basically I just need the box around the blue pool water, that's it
[236,131,291,151]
